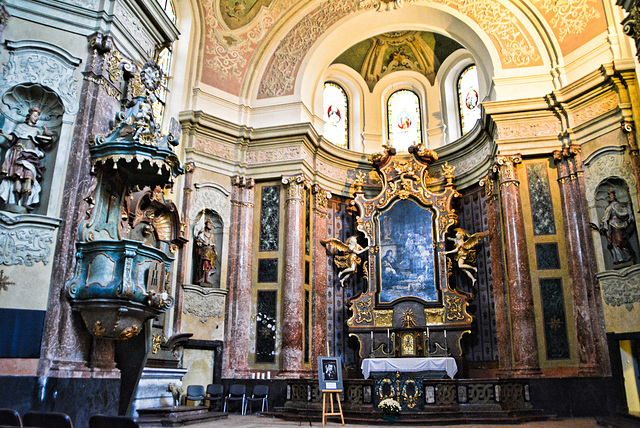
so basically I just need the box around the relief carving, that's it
[584,152,636,203]
[1,41,81,114]
[0,214,57,266]
[183,285,227,320]
[538,0,600,42]
[597,265,640,311]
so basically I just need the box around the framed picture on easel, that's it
[318,356,343,391]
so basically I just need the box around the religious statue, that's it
[321,236,369,287]
[193,218,219,285]
[444,228,489,286]
[592,188,637,266]
[0,107,57,211]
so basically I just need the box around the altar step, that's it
[137,406,228,427]
[264,406,552,425]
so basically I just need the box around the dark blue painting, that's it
[378,198,437,303]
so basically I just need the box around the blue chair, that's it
[185,385,205,406]
[223,384,247,415]
[23,411,73,428]
[246,385,269,413]
[0,408,21,426]
[203,384,224,411]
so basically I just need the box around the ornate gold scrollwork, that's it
[373,309,393,327]
[425,308,445,325]
[445,295,466,321]
[402,379,422,408]
[355,297,374,324]
[93,321,106,338]
[116,326,139,340]
[377,378,395,400]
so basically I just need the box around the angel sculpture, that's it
[444,228,489,286]
[321,236,369,287]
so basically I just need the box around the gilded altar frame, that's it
[347,146,473,359]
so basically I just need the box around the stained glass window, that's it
[387,89,422,152]
[323,82,348,149]
[458,65,481,135]
[151,46,173,127]
[156,0,176,23]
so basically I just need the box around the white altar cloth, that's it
[361,357,457,379]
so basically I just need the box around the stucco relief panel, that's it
[114,1,155,57]
[497,120,561,140]
[584,152,636,203]
[596,265,640,311]
[1,48,80,115]
[246,146,302,164]
[194,138,235,161]
[571,93,619,128]
[189,186,232,226]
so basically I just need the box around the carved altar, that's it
[346,145,473,367]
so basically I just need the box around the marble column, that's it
[39,33,121,378]
[312,185,330,372]
[495,155,541,377]
[481,172,513,374]
[553,147,597,375]
[280,175,308,377]
[555,146,611,375]
[222,176,254,378]
[173,162,195,334]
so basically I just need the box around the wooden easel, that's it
[321,389,344,427]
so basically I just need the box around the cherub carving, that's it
[321,236,369,287]
[444,228,489,286]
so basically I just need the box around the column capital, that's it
[282,174,310,202]
[232,175,255,189]
[493,154,522,187]
[313,184,331,215]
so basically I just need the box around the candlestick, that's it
[371,331,374,356]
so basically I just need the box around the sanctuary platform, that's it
[269,377,551,425]
[136,406,228,427]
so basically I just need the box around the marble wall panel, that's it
[259,185,280,252]
[526,163,556,236]
[257,258,278,283]
[256,290,277,363]
[539,278,570,360]
[535,243,561,270]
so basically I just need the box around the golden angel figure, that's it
[321,236,369,287]
[444,228,489,286]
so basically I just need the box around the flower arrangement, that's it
[378,398,401,420]
[167,383,183,407]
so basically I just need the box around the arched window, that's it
[457,65,481,135]
[387,89,422,152]
[152,46,173,126]
[150,0,176,127]
[156,0,176,23]
[323,82,349,149]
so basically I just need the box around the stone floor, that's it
[183,414,603,427]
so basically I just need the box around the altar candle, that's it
[387,329,390,339]
[444,330,447,340]
[427,327,430,338]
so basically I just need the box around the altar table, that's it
[361,357,457,379]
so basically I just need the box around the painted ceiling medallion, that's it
[220,0,276,30]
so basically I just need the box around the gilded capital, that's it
[282,174,308,201]
[494,155,522,186]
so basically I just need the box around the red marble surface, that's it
[280,179,306,377]
[497,157,541,377]
[311,188,329,372]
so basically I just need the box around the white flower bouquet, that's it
[378,398,401,417]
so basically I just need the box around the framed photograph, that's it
[318,356,343,391]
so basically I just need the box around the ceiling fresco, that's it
[199,0,608,98]
[332,31,464,91]
[220,0,277,30]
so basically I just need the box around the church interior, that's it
[1,0,640,425]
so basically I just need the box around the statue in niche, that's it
[593,188,637,266]
[444,228,489,286]
[0,107,57,212]
[193,215,220,285]
[321,236,369,287]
